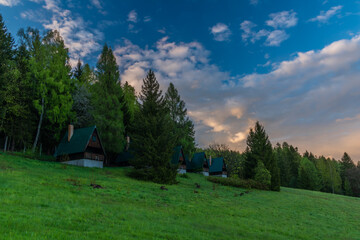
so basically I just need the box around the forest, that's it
[1,14,359,196]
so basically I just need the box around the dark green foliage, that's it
[244,121,280,191]
[164,82,195,156]
[315,157,342,194]
[205,143,244,177]
[298,157,321,191]
[121,81,138,135]
[345,167,360,197]
[274,142,301,188]
[130,70,177,184]
[207,176,269,190]
[254,160,271,188]
[91,44,125,160]
[72,84,94,128]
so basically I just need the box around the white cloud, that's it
[210,23,231,42]
[0,0,20,6]
[266,10,298,29]
[309,5,343,23]
[41,0,103,66]
[265,30,289,46]
[127,10,138,23]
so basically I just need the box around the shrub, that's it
[207,176,269,190]
[254,161,271,188]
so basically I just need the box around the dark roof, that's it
[206,157,224,173]
[54,126,100,157]
[186,152,206,171]
[171,146,184,165]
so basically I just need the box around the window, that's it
[92,135,96,142]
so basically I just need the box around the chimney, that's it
[68,124,74,142]
[209,155,212,166]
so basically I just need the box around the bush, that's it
[207,176,270,190]
[129,165,178,184]
[254,161,271,188]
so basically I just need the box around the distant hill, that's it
[0,154,359,239]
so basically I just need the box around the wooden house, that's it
[204,157,225,176]
[171,146,186,173]
[186,152,207,172]
[54,125,106,168]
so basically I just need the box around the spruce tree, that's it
[164,82,195,156]
[91,44,125,160]
[244,121,280,191]
[340,152,355,193]
[130,70,177,184]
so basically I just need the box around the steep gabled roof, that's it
[171,146,184,165]
[206,157,224,174]
[186,152,206,171]
[54,126,101,157]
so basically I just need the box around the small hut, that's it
[171,146,186,173]
[186,152,206,172]
[204,157,224,176]
[54,125,106,168]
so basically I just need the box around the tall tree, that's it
[0,13,16,135]
[340,152,355,192]
[91,44,125,160]
[298,157,321,191]
[164,82,195,156]
[130,70,177,184]
[244,121,280,191]
[121,81,139,136]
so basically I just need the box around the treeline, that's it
[203,124,360,196]
[0,14,196,173]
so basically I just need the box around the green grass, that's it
[1,154,359,240]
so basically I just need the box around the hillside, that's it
[0,154,359,240]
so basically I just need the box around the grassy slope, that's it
[0,154,359,240]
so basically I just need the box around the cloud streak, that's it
[309,5,343,23]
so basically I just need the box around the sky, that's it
[1,0,360,161]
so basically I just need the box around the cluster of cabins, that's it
[54,125,227,177]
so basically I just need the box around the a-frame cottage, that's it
[204,157,225,176]
[186,152,206,172]
[54,125,106,168]
[171,146,186,173]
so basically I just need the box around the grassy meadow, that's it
[0,153,359,239]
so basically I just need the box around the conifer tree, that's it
[340,152,355,193]
[244,121,280,191]
[298,157,321,190]
[130,70,177,184]
[91,44,125,160]
[164,82,195,156]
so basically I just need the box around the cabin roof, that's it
[206,157,224,173]
[54,126,102,157]
[186,152,206,170]
[171,146,184,165]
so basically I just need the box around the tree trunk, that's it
[4,136,8,153]
[32,97,44,152]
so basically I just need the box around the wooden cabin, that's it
[54,125,106,168]
[186,152,207,172]
[171,146,186,173]
[204,157,225,176]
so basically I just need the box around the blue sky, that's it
[1,0,360,161]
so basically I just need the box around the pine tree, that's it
[0,13,16,134]
[73,59,83,82]
[244,121,280,191]
[340,152,355,191]
[91,44,125,160]
[164,82,195,156]
[130,70,177,184]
